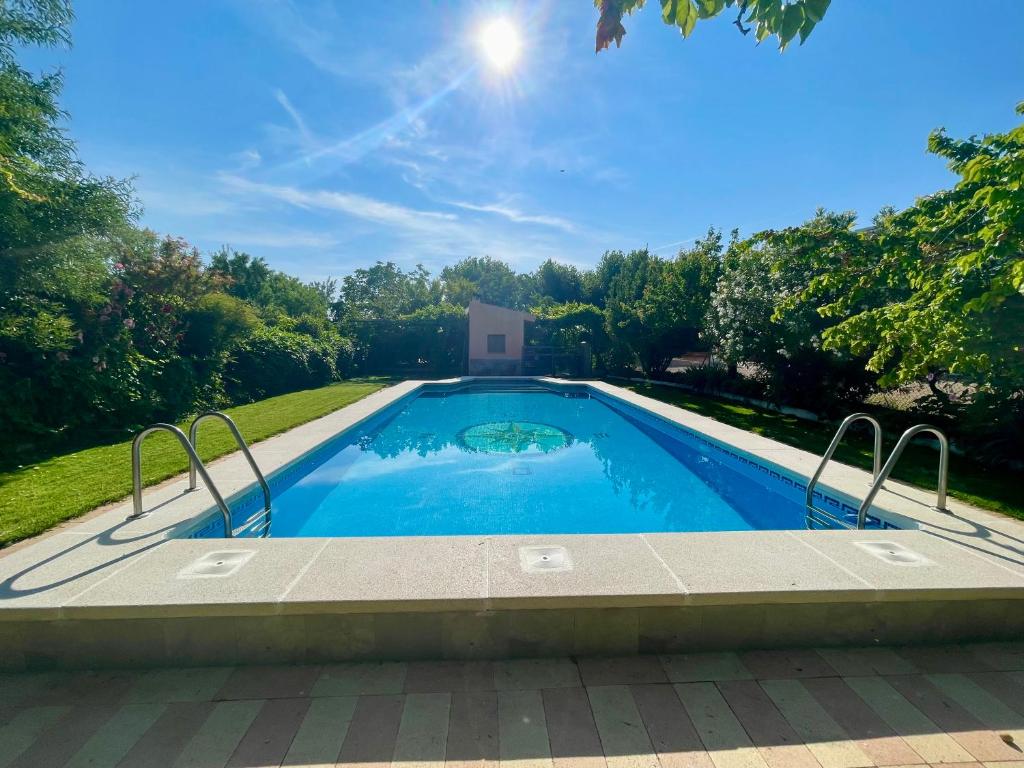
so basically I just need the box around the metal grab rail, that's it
[189,411,271,537]
[128,424,233,537]
[805,413,883,522]
[857,424,950,528]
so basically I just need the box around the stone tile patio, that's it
[2,643,1023,768]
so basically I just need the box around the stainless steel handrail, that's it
[857,423,950,528]
[189,411,271,536]
[128,423,233,537]
[805,413,883,522]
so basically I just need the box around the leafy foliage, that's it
[603,234,722,375]
[707,211,878,414]
[209,248,329,318]
[337,261,433,322]
[440,256,532,309]
[226,323,349,402]
[799,108,1024,403]
[0,0,131,246]
[594,0,830,53]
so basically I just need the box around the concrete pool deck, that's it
[1,379,1022,669]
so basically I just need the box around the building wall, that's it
[467,299,534,375]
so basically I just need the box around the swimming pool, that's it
[189,380,894,538]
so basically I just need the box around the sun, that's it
[478,17,521,71]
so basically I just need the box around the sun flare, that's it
[478,17,521,71]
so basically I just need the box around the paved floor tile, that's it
[896,648,996,675]
[844,676,975,764]
[314,661,408,696]
[740,650,838,680]
[717,680,822,768]
[337,694,405,768]
[23,669,139,707]
[216,665,322,700]
[446,691,499,768]
[405,661,495,693]
[281,696,357,767]
[0,705,69,768]
[759,679,873,768]
[801,676,925,766]
[631,683,713,768]
[9,703,118,768]
[394,693,453,768]
[117,701,217,768]
[125,667,234,704]
[675,682,770,768]
[579,657,668,686]
[542,687,606,768]
[970,673,1024,717]
[587,685,658,768]
[967,644,1024,672]
[65,703,168,768]
[816,648,920,677]
[173,699,262,768]
[227,698,311,767]
[886,676,1024,763]
[660,653,753,683]
[0,672,57,708]
[495,659,582,690]
[498,689,553,768]
[928,674,1024,747]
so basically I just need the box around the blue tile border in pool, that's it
[186,380,898,539]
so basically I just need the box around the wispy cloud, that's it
[238,0,373,80]
[219,174,457,230]
[215,173,597,270]
[448,200,577,233]
[273,89,316,148]
[209,229,341,249]
[650,237,699,254]
[283,69,472,169]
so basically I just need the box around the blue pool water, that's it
[190,382,892,538]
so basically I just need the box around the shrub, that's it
[226,325,345,402]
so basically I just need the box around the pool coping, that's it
[1,377,1022,627]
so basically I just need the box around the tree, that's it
[532,259,585,304]
[440,256,529,309]
[707,211,877,413]
[602,243,720,376]
[595,0,831,53]
[530,301,607,352]
[0,0,132,253]
[336,261,432,322]
[583,250,627,306]
[799,107,1024,406]
[209,247,328,318]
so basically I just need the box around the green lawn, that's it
[0,381,385,547]
[621,381,1024,521]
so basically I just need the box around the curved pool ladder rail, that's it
[856,423,949,529]
[128,423,233,538]
[805,413,883,529]
[189,411,271,537]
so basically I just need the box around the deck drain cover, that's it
[178,550,255,579]
[853,541,933,567]
[519,546,573,573]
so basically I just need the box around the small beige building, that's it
[466,299,535,375]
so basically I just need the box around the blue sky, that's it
[26,0,1024,281]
